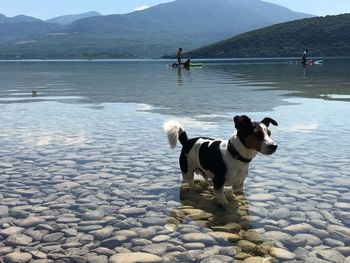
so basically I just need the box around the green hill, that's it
[187,14,350,58]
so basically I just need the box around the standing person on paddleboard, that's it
[177,48,183,65]
[302,49,308,66]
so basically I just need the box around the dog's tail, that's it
[163,120,188,148]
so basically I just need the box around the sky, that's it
[1,0,350,20]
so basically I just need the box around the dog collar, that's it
[227,142,252,163]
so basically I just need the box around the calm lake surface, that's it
[0,59,349,262]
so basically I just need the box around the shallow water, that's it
[0,59,350,262]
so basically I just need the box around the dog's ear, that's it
[234,115,252,131]
[261,117,278,127]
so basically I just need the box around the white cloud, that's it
[134,5,149,11]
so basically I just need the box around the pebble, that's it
[182,232,217,245]
[4,234,33,246]
[269,247,296,260]
[109,252,162,263]
[4,251,32,263]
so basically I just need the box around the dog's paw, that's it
[226,192,236,201]
[217,197,229,206]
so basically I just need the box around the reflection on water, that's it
[0,59,350,262]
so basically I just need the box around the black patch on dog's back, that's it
[198,140,226,190]
[179,137,201,174]
[179,137,213,174]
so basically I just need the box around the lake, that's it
[0,59,349,262]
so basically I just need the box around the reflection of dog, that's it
[164,115,278,205]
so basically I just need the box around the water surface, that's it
[0,59,350,262]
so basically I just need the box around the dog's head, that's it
[234,115,278,155]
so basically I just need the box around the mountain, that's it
[0,0,313,59]
[46,11,102,25]
[187,14,350,58]
[0,22,63,43]
[0,14,41,24]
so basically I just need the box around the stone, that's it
[0,226,25,237]
[269,247,296,260]
[91,226,114,240]
[243,257,269,263]
[4,251,32,263]
[238,240,256,253]
[109,252,162,263]
[294,234,321,246]
[200,255,234,263]
[83,210,105,221]
[247,194,275,201]
[0,205,9,217]
[151,235,171,242]
[209,231,241,242]
[269,208,290,219]
[316,249,346,262]
[283,223,313,234]
[119,207,147,216]
[42,232,65,242]
[4,234,33,246]
[18,216,46,228]
[141,243,168,256]
[86,255,108,263]
[182,233,217,245]
[54,181,80,189]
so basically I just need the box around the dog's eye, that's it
[254,129,264,139]
[267,130,271,136]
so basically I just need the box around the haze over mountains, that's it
[0,0,313,59]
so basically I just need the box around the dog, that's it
[164,115,278,205]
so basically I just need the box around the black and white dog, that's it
[164,115,278,205]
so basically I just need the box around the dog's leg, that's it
[180,150,195,190]
[213,173,228,205]
[214,187,229,205]
[226,187,236,201]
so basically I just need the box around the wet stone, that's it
[56,216,81,224]
[182,233,217,245]
[151,235,171,242]
[283,223,313,234]
[4,251,32,263]
[18,216,46,228]
[85,255,108,263]
[247,194,275,202]
[0,246,14,256]
[183,242,206,250]
[141,243,168,256]
[238,240,257,253]
[0,226,25,236]
[269,247,296,260]
[119,207,147,216]
[0,205,9,217]
[109,252,162,263]
[5,234,33,246]
[316,249,346,262]
[90,226,114,240]
[82,210,105,221]
[42,232,65,242]
[200,255,234,263]
[294,234,322,246]
[269,208,290,219]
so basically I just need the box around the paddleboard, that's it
[170,63,202,68]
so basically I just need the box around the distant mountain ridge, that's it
[187,13,350,58]
[46,11,102,25]
[0,14,41,24]
[0,0,313,59]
